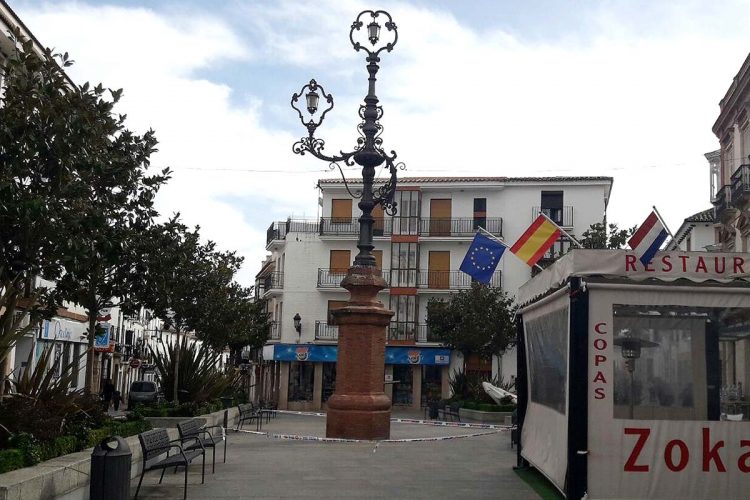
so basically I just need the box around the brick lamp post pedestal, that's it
[326,265,393,440]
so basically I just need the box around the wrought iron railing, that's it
[415,270,501,289]
[268,321,280,340]
[266,219,323,245]
[416,324,441,343]
[314,321,339,341]
[418,217,503,237]
[263,272,284,291]
[532,206,574,227]
[318,268,390,288]
[731,165,750,206]
[713,184,733,219]
[388,321,418,341]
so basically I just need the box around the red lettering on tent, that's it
[594,388,605,400]
[644,260,655,272]
[715,256,726,274]
[625,255,637,271]
[593,338,607,350]
[661,255,672,272]
[702,428,726,472]
[738,440,750,473]
[696,256,708,273]
[594,322,607,334]
[593,371,606,383]
[624,428,650,472]
[734,257,745,274]
[594,354,606,366]
[664,440,689,471]
[678,255,689,271]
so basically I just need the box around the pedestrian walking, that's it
[113,389,122,411]
[102,378,115,411]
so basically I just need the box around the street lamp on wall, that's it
[293,313,302,339]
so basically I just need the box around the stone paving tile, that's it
[131,414,538,499]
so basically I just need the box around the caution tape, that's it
[236,428,504,443]
[273,411,512,430]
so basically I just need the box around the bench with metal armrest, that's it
[135,428,205,500]
[177,418,227,473]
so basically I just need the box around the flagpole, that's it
[539,212,584,248]
[474,227,544,271]
[652,205,675,240]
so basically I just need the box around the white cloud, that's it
[14,1,750,286]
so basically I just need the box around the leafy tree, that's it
[579,221,636,249]
[426,282,516,362]
[54,80,169,394]
[199,283,270,367]
[129,217,243,400]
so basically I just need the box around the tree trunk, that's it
[85,311,98,395]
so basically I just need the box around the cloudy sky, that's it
[9,0,750,285]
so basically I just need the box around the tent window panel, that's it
[525,306,568,415]
[609,304,749,421]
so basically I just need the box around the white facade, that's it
[258,176,613,409]
[668,208,717,252]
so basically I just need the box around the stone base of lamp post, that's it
[326,265,393,440]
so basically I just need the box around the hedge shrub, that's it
[0,449,25,474]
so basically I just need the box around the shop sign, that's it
[129,358,142,369]
[94,323,114,352]
[271,345,451,365]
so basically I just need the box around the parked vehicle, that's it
[128,380,160,408]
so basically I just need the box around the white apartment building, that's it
[257,175,613,411]
[669,208,716,252]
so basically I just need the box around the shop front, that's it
[268,344,451,411]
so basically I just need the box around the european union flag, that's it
[459,232,506,284]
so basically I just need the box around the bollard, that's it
[90,436,132,500]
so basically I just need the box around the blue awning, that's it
[269,344,451,365]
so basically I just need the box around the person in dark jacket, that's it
[102,379,115,411]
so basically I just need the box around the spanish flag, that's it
[510,214,561,267]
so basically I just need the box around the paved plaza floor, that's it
[131,412,540,499]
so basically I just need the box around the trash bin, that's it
[90,436,132,500]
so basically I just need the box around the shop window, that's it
[392,365,413,405]
[288,362,314,401]
[421,365,442,405]
[323,363,336,402]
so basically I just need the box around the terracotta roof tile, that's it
[318,175,613,184]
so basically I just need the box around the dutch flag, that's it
[628,210,669,265]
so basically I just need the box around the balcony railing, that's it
[268,321,280,340]
[388,321,419,341]
[416,324,441,343]
[713,184,733,221]
[263,272,284,292]
[532,206,573,227]
[266,220,321,245]
[418,217,503,237]
[731,165,750,206]
[415,270,501,289]
[318,218,392,237]
[314,321,339,341]
[318,268,390,288]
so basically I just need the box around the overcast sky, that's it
[10,0,750,285]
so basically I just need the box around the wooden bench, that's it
[135,428,205,500]
[178,418,226,473]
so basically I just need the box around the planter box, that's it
[459,408,513,424]
[0,407,239,500]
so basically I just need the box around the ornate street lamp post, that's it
[290,10,403,440]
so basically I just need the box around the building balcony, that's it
[731,164,750,207]
[319,217,391,237]
[314,321,338,341]
[713,184,735,223]
[317,268,391,288]
[532,206,573,227]
[415,270,501,290]
[263,272,284,293]
[417,217,503,238]
[266,220,320,246]
[388,322,442,344]
[268,321,280,341]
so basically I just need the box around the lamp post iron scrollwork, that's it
[290,9,403,440]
